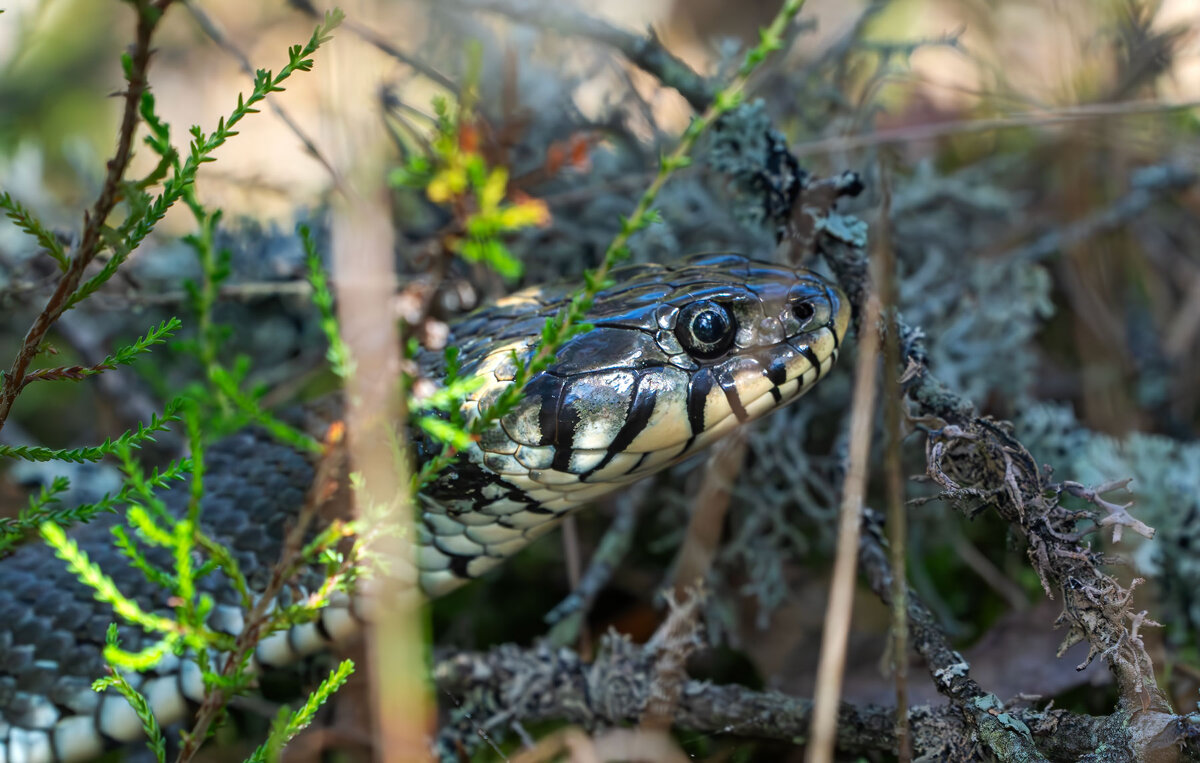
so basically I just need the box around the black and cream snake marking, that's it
[0,253,848,762]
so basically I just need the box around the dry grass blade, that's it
[806,273,883,763]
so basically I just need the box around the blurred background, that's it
[3,0,1200,759]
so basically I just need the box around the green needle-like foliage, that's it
[0,7,350,762]
[247,660,356,763]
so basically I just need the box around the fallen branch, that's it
[433,632,1157,761]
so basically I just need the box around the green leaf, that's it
[410,374,485,413]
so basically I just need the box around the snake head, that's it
[460,254,849,509]
[418,254,848,592]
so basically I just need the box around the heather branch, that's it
[184,0,340,182]
[0,457,192,554]
[175,424,346,762]
[0,398,183,464]
[0,0,171,432]
[0,192,68,270]
[245,659,356,763]
[289,0,456,89]
[17,318,181,391]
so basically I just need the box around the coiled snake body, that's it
[0,254,848,762]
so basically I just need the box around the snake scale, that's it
[0,253,849,762]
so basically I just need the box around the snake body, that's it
[0,254,848,762]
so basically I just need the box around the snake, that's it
[0,253,849,762]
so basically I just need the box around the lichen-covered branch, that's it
[433,632,1150,761]
[813,234,1195,762]
[858,512,1049,761]
[818,225,1165,678]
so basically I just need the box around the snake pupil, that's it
[692,309,728,343]
[676,300,735,359]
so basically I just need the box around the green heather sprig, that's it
[112,521,176,590]
[0,457,192,553]
[19,475,70,518]
[414,0,810,487]
[94,630,168,763]
[65,10,345,311]
[18,318,181,388]
[207,364,322,453]
[174,408,205,628]
[181,199,232,381]
[39,522,231,656]
[412,348,485,453]
[0,5,353,760]
[0,398,183,463]
[301,224,354,379]
[0,192,67,270]
[177,190,319,454]
[247,660,356,763]
[95,318,181,370]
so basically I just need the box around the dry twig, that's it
[427,0,714,111]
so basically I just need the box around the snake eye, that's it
[676,300,736,359]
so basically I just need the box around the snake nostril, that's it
[793,301,816,323]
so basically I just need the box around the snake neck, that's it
[412,407,563,597]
